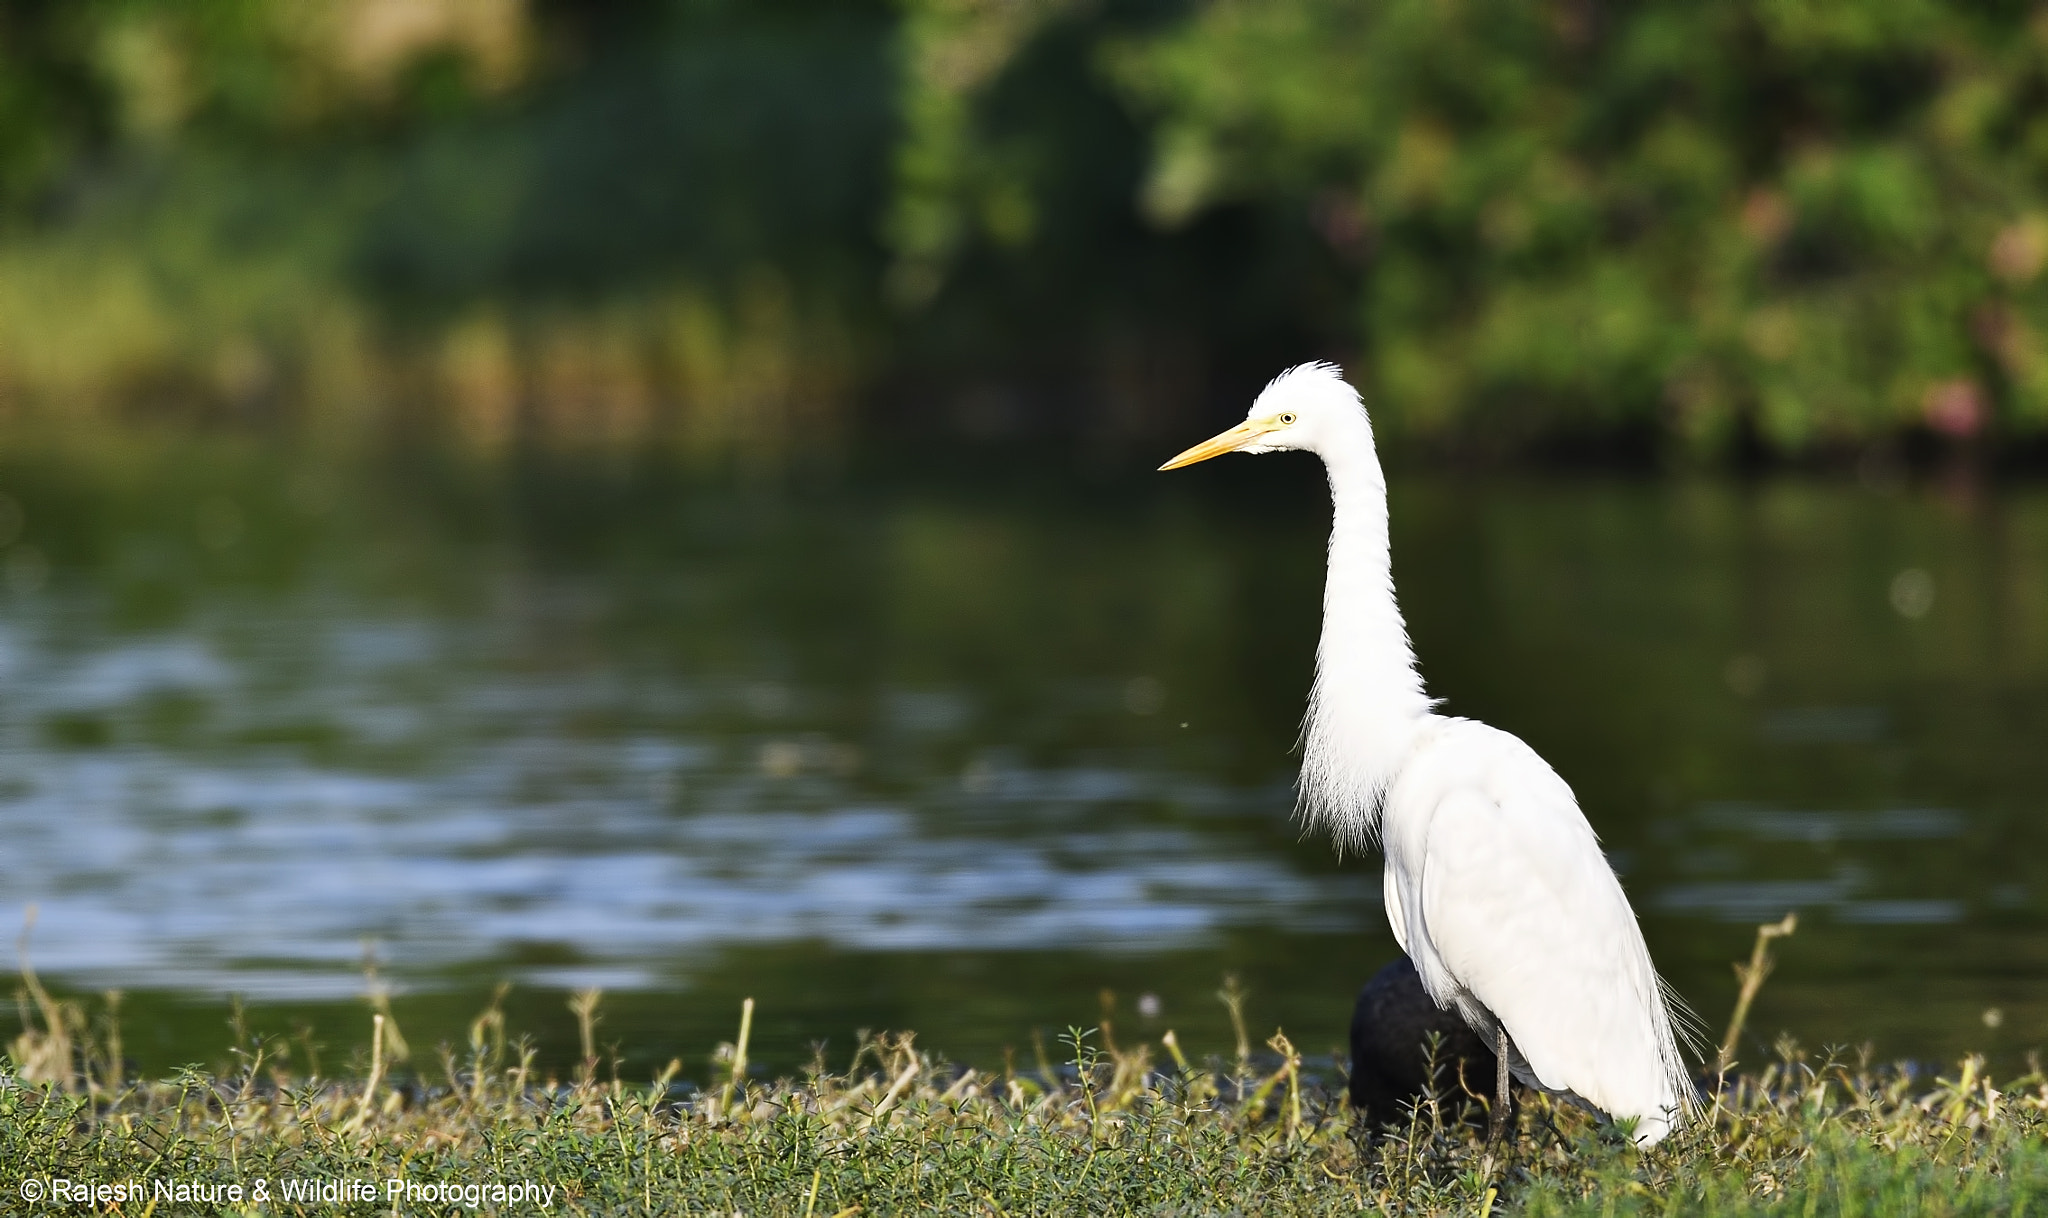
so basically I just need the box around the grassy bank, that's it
[6,972,2046,1216]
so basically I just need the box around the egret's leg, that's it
[1487,1025,1510,1146]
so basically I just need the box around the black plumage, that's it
[1347,955,1513,1131]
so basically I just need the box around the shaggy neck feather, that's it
[1297,419,1432,846]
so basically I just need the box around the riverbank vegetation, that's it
[7,958,2046,1214]
[4,1,2048,464]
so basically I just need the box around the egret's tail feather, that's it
[1659,973,1709,1062]
[1652,973,1702,1128]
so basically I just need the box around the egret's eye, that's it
[1278,412,1298,426]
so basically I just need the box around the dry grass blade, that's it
[1716,911,1799,1079]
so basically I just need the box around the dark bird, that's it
[1348,955,1511,1132]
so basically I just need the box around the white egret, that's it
[1160,362,1694,1146]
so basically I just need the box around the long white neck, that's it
[1297,424,1433,847]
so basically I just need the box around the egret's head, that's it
[1157,362,1367,471]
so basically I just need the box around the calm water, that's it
[1,442,2043,1079]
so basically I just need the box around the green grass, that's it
[5,976,2045,1216]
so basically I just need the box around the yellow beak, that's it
[1157,419,1280,471]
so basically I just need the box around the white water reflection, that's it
[0,592,2000,996]
[0,596,1369,999]
[1698,804,1965,844]
[1659,801,1972,925]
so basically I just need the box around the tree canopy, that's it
[1,0,2044,460]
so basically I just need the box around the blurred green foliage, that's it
[1113,0,2048,454]
[2,0,2046,459]
[0,0,896,461]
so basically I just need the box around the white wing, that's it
[1382,719,1692,1144]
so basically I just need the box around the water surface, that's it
[2,444,2042,1077]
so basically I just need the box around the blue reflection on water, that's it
[0,597,1370,999]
